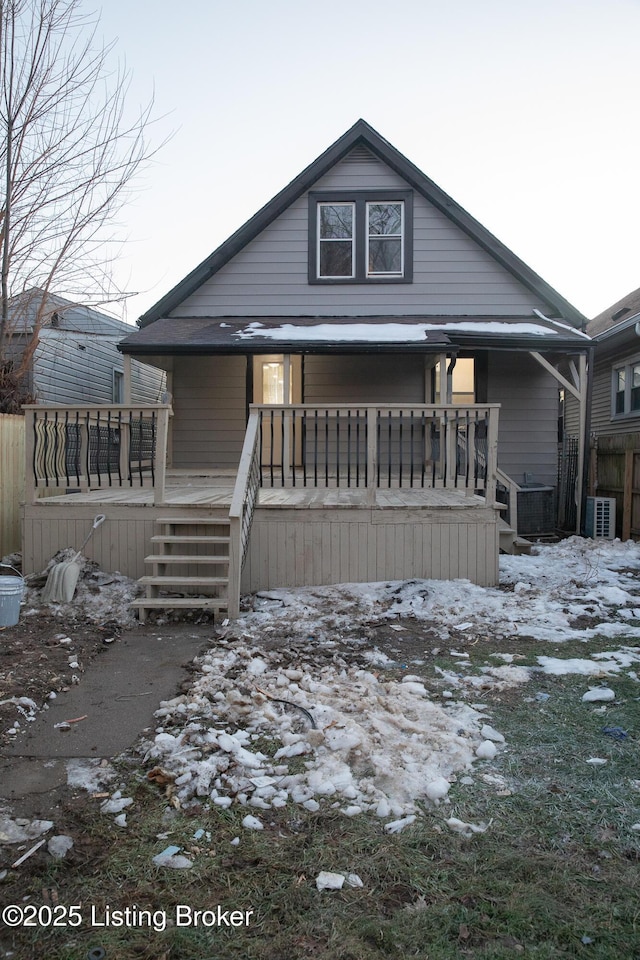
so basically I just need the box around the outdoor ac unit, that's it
[585,497,616,539]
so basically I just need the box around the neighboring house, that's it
[3,289,165,405]
[565,287,640,538]
[1,291,166,556]
[22,121,590,618]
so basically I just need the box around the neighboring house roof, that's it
[136,119,587,332]
[588,286,640,340]
[121,314,589,356]
[7,289,135,337]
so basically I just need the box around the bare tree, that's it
[0,0,157,409]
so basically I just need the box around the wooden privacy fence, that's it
[0,414,26,555]
[589,433,640,540]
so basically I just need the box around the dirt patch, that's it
[0,613,120,745]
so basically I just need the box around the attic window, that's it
[309,190,413,284]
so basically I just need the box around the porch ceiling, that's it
[119,315,591,357]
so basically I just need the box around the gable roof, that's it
[8,289,135,337]
[138,120,586,330]
[588,286,640,338]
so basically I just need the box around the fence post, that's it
[623,448,633,541]
[23,410,36,505]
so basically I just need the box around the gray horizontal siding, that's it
[172,151,545,319]
[488,352,559,486]
[171,356,246,468]
[32,332,165,404]
[587,348,640,437]
[304,355,425,404]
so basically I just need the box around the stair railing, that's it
[228,410,261,617]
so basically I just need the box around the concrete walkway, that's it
[0,624,212,816]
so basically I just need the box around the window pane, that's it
[320,241,353,277]
[617,369,626,391]
[369,237,401,274]
[262,362,284,404]
[633,364,640,388]
[368,203,402,236]
[319,204,353,239]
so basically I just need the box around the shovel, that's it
[42,515,106,603]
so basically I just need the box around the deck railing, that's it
[23,404,171,504]
[226,403,499,614]
[253,403,499,502]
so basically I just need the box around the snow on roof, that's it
[234,319,587,342]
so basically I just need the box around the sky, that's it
[94,0,640,326]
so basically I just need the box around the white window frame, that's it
[611,355,640,418]
[366,201,404,278]
[316,202,355,279]
[308,190,413,284]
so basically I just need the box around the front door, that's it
[253,355,302,467]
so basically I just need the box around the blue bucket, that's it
[0,564,25,627]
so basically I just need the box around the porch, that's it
[22,402,503,618]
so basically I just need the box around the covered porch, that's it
[22,400,501,618]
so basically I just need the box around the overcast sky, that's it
[98,0,640,325]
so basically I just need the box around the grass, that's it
[1,632,639,960]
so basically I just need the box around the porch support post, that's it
[486,406,499,506]
[529,350,589,534]
[438,354,448,404]
[123,354,132,404]
[576,353,588,532]
[153,405,169,505]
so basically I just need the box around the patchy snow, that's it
[25,552,141,627]
[140,537,640,824]
[144,642,498,818]
[234,319,578,343]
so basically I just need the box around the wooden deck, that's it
[34,476,488,511]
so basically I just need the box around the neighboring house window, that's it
[309,190,413,283]
[113,369,124,403]
[612,360,640,417]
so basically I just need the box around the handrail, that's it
[228,411,261,618]
[496,468,521,533]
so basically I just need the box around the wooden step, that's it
[156,516,230,525]
[131,596,229,622]
[144,555,229,565]
[151,535,230,544]
[131,597,228,609]
[138,576,228,587]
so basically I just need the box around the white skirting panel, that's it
[241,504,499,592]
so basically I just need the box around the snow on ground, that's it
[145,644,495,820]
[143,538,640,824]
[245,537,640,646]
[7,537,639,824]
[22,551,141,628]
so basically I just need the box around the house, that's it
[21,121,590,619]
[3,289,165,406]
[0,291,165,556]
[564,287,640,538]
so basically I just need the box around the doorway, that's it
[253,355,302,467]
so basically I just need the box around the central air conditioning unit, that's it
[585,497,616,539]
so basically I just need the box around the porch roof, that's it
[119,315,591,356]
